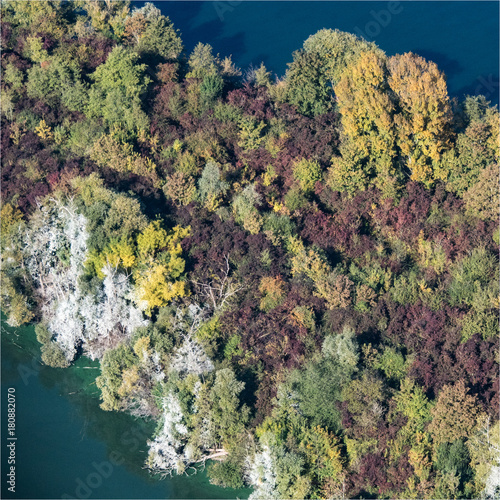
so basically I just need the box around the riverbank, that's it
[1,316,250,499]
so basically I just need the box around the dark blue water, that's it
[150,1,499,106]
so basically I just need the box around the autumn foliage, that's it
[1,2,498,497]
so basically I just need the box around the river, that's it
[151,0,499,106]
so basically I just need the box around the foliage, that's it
[1,6,498,497]
[428,379,482,446]
[87,46,150,135]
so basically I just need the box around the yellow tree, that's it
[387,52,453,185]
[333,51,400,197]
[134,223,190,315]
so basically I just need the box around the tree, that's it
[245,445,279,500]
[207,368,248,446]
[197,161,228,210]
[434,439,473,496]
[467,416,500,497]
[437,101,499,196]
[96,343,137,411]
[191,254,245,313]
[170,334,214,377]
[199,73,224,111]
[87,46,150,135]
[463,163,499,221]
[126,3,183,61]
[428,379,482,446]
[322,325,359,370]
[290,356,351,432]
[285,29,382,118]
[232,184,263,234]
[163,172,196,206]
[2,0,72,37]
[78,0,129,39]
[333,51,400,197]
[26,57,88,112]
[387,52,454,184]
[285,50,332,117]
[186,43,218,79]
[147,391,190,475]
[302,28,383,86]
[292,158,322,194]
[259,276,286,312]
[395,377,432,435]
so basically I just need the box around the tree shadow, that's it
[411,48,462,80]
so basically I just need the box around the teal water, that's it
[1,318,251,499]
[153,1,499,106]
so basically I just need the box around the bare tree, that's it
[191,254,245,313]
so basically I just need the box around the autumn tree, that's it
[332,51,401,197]
[292,158,322,194]
[124,3,183,61]
[387,52,454,184]
[428,379,482,446]
[302,28,382,86]
[78,0,129,39]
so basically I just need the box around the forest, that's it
[1,1,499,498]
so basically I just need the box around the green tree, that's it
[87,46,150,135]
[186,43,218,79]
[96,343,137,411]
[199,73,224,111]
[302,28,383,86]
[41,341,71,368]
[290,356,352,432]
[434,439,473,496]
[285,50,332,117]
[208,368,248,446]
[395,377,432,436]
[26,58,88,112]
[197,161,228,209]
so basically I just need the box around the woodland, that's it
[1,1,499,498]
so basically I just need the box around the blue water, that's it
[150,1,499,106]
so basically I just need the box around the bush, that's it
[35,323,52,344]
[41,342,70,368]
[208,459,244,488]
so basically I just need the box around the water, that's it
[148,1,499,106]
[1,318,250,499]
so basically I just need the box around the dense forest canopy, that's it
[1,1,499,498]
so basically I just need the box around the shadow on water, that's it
[454,74,500,107]
[411,48,463,79]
